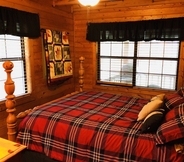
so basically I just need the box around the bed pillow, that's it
[177,87,184,97]
[140,108,165,133]
[164,93,184,112]
[150,93,165,101]
[155,104,184,145]
[137,99,163,121]
[164,104,184,122]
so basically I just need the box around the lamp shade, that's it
[78,0,100,6]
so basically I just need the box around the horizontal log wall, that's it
[1,0,184,139]
[0,0,75,138]
[73,0,184,98]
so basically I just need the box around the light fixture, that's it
[78,0,100,7]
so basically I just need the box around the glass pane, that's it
[122,41,134,57]
[136,73,148,86]
[150,41,164,57]
[149,60,162,74]
[11,61,24,78]
[0,62,7,81]
[100,41,134,57]
[14,77,25,95]
[6,39,22,57]
[111,59,121,71]
[0,80,6,101]
[136,60,149,73]
[162,75,176,90]
[164,42,179,58]
[100,42,111,56]
[163,60,177,75]
[138,40,179,58]
[148,74,162,88]
[100,58,110,70]
[111,42,123,56]
[109,71,121,82]
[100,71,110,81]
[0,39,6,58]
[137,41,150,57]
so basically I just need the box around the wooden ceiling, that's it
[53,0,120,6]
[53,0,184,7]
[52,0,184,13]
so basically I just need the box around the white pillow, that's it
[137,99,163,121]
[150,93,165,101]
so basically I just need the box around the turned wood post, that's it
[3,61,17,141]
[79,57,85,92]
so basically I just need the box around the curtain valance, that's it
[86,17,184,41]
[0,6,40,38]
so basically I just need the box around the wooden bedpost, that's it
[79,56,85,92]
[3,61,17,141]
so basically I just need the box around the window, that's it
[97,40,180,90]
[0,34,27,101]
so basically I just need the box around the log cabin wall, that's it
[0,0,184,139]
[72,0,184,98]
[0,0,75,138]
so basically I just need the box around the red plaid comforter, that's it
[17,91,183,162]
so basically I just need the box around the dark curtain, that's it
[86,17,184,41]
[0,6,40,38]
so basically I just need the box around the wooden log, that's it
[3,61,17,142]
[79,56,85,92]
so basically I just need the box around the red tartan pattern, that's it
[156,103,184,144]
[16,91,184,162]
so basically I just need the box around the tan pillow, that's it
[150,93,165,101]
[137,99,163,121]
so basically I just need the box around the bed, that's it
[3,57,184,162]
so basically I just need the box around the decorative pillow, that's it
[177,87,184,97]
[164,103,184,122]
[155,104,184,144]
[140,108,165,133]
[164,93,184,111]
[150,93,165,101]
[137,99,163,121]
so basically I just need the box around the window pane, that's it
[163,60,177,75]
[100,71,110,81]
[137,41,179,58]
[98,40,179,90]
[100,42,111,56]
[148,74,162,88]
[162,75,176,89]
[136,60,149,73]
[6,39,22,57]
[164,42,179,58]
[0,39,6,58]
[149,60,162,74]
[100,58,110,70]
[100,41,134,57]
[136,73,148,86]
[12,61,25,78]
[0,35,27,101]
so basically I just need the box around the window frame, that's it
[97,40,180,90]
[0,34,28,102]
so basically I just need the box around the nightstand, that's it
[0,137,26,162]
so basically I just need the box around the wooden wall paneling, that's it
[0,0,75,139]
[73,1,184,97]
[178,42,184,89]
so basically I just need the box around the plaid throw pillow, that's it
[155,103,184,145]
[164,93,184,111]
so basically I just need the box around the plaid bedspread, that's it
[17,91,182,162]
